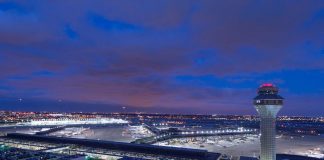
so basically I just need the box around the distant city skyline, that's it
[0,1,323,116]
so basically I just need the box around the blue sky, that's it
[0,1,323,116]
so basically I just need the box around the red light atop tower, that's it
[261,83,274,87]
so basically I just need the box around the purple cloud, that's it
[0,1,323,115]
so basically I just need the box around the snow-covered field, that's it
[155,134,324,158]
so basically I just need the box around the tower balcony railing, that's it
[254,99,283,105]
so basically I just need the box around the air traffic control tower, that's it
[254,84,283,160]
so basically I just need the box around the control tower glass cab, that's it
[254,83,284,160]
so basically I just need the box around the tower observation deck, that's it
[254,83,284,160]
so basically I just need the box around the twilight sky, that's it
[0,1,323,116]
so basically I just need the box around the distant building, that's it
[18,118,128,126]
[254,84,283,160]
